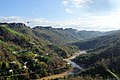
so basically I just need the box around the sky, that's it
[0,0,120,31]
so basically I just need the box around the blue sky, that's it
[0,0,120,31]
[0,0,69,20]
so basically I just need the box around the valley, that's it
[1,0,120,80]
[0,23,120,80]
[40,50,86,80]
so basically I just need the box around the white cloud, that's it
[0,16,49,27]
[65,8,74,14]
[0,16,27,23]
[71,0,92,7]
[62,0,69,6]
[1,13,120,31]
[30,18,49,26]
[63,0,92,7]
[62,0,93,14]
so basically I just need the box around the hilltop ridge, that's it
[0,22,106,44]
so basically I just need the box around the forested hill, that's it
[72,29,120,50]
[71,29,120,79]
[1,22,120,80]
[0,23,105,44]
[0,24,78,79]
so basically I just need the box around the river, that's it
[64,50,86,75]
[40,50,86,80]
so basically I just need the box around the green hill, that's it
[1,22,120,80]
[1,23,105,44]
[0,25,78,80]
[72,30,120,79]
[72,30,120,50]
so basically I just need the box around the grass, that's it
[6,26,23,36]
[40,70,70,80]
[0,25,29,42]
[0,25,23,36]
[0,40,4,44]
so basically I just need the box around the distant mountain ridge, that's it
[0,22,107,44]
[72,29,120,50]
[71,26,120,79]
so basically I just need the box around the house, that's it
[35,54,38,57]
[67,62,70,65]
[41,56,44,58]
[11,61,16,64]
[24,62,27,65]
[23,65,27,69]
[9,69,13,73]
[33,59,38,62]
[12,51,18,54]
[46,53,49,55]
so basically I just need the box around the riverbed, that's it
[64,51,86,75]
[40,50,86,80]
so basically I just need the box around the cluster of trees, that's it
[72,31,120,79]
[5,23,104,45]
[0,25,78,79]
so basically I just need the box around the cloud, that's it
[63,0,92,7]
[65,8,74,14]
[62,0,93,14]
[29,18,49,26]
[0,16,49,27]
[89,12,120,31]
[1,13,120,31]
[0,16,27,23]
[71,0,93,7]
[62,0,69,6]
[63,0,93,7]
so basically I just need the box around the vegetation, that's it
[1,22,120,80]
[0,40,4,44]
[0,24,78,79]
[5,23,105,44]
[72,31,120,79]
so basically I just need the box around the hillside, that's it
[1,22,120,80]
[72,30,120,50]
[0,23,105,44]
[0,25,78,80]
[71,30,120,79]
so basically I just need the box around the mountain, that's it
[71,30,120,79]
[0,23,106,44]
[77,30,104,39]
[1,22,120,79]
[0,25,78,79]
[72,30,120,50]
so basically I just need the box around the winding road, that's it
[40,50,86,80]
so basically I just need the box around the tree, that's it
[2,62,9,69]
